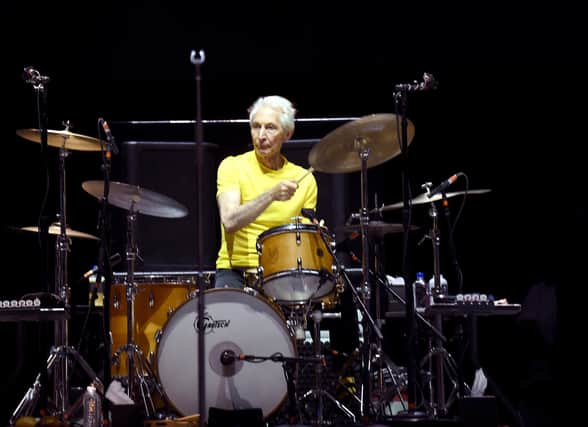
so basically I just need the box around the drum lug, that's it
[296,231,301,245]
[113,293,120,310]
[256,240,262,255]
[297,256,303,271]
[149,291,154,308]
[257,266,264,285]
[332,264,338,275]
[154,329,162,345]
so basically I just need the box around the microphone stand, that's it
[394,86,424,418]
[392,73,438,418]
[190,49,206,427]
[439,192,467,399]
[11,69,52,425]
[96,122,116,413]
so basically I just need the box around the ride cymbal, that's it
[16,128,103,151]
[19,223,99,240]
[308,113,415,173]
[82,180,188,218]
[373,189,492,213]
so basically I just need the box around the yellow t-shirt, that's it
[215,150,318,269]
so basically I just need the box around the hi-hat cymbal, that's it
[336,221,419,240]
[82,180,188,218]
[308,113,415,173]
[18,223,99,240]
[16,128,103,151]
[373,189,492,213]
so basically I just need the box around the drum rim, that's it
[154,287,295,420]
[257,222,323,240]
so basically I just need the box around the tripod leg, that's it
[9,373,43,425]
[64,346,104,393]
[318,389,357,422]
[114,343,160,417]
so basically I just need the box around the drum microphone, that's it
[98,118,119,155]
[220,349,237,365]
[427,172,464,199]
[81,252,122,280]
[301,208,317,221]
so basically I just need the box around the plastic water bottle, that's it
[83,384,102,427]
[414,271,427,308]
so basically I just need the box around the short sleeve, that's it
[216,156,240,198]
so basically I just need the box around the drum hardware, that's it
[375,268,448,417]
[414,179,478,416]
[12,120,104,424]
[300,309,356,425]
[82,180,188,416]
[309,114,411,421]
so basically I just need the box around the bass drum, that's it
[156,288,296,422]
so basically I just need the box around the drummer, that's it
[214,95,318,289]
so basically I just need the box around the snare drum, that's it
[257,222,336,305]
[109,273,200,377]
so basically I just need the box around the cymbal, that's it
[16,128,103,151]
[19,223,99,240]
[373,189,492,213]
[82,180,188,218]
[336,221,418,239]
[308,113,415,173]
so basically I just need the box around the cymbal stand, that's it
[420,186,460,415]
[112,204,161,416]
[354,136,381,421]
[11,129,103,424]
[318,227,384,422]
[370,236,405,417]
[301,309,356,425]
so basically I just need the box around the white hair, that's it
[248,95,296,135]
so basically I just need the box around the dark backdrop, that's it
[2,2,583,426]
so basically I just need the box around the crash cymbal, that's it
[16,128,103,151]
[308,113,415,173]
[82,180,188,218]
[19,223,99,240]
[373,189,492,213]
[336,221,418,240]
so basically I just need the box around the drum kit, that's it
[11,109,492,426]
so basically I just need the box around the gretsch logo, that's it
[194,312,230,334]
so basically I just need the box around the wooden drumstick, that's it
[296,166,315,184]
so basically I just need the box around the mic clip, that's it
[23,67,50,86]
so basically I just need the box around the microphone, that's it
[23,66,50,85]
[220,349,236,366]
[81,252,122,280]
[422,72,438,91]
[98,118,119,154]
[395,72,438,92]
[301,208,317,222]
[427,173,463,198]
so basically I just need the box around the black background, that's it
[2,2,583,425]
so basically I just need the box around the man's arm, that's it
[217,180,298,233]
